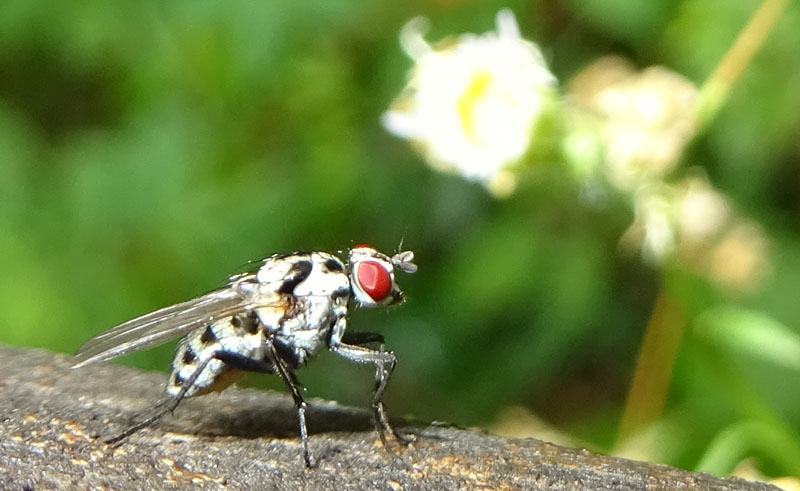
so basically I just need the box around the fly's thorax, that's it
[252,252,350,327]
[250,251,351,363]
[255,252,350,297]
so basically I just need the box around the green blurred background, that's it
[2,0,799,479]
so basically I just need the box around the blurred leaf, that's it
[696,420,800,476]
[695,306,800,373]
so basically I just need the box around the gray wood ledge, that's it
[0,345,778,490]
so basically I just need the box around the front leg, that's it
[328,320,411,451]
[341,331,385,348]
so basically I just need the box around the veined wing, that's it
[73,283,259,369]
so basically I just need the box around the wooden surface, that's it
[0,345,779,490]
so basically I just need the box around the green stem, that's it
[695,0,790,129]
[616,290,686,447]
[615,0,790,452]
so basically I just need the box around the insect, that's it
[73,245,417,467]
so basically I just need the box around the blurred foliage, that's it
[1,0,800,481]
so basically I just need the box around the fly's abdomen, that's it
[167,312,266,397]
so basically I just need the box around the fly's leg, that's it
[341,331,385,347]
[105,355,216,446]
[106,349,274,446]
[213,348,317,466]
[262,336,313,468]
[339,331,410,443]
[329,341,413,453]
[215,348,314,467]
[369,344,415,445]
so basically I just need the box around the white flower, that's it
[622,175,730,265]
[619,173,770,293]
[383,9,557,196]
[567,57,698,192]
[707,222,770,293]
[675,174,730,249]
[623,186,677,264]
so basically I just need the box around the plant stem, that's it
[615,0,790,453]
[696,0,790,128]
[616,289,686,447]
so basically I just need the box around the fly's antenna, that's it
[392,229,417,273]
[391,250,417,274]
[396,228,410,253]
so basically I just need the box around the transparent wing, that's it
[73,284,255,369]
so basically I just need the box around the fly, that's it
[73,245,417,467]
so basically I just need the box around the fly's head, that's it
[348,245,417,308]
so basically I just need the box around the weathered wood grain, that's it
[0,345,778,490]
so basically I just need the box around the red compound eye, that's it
[356,261,392,302]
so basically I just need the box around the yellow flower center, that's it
[457,70,492,144]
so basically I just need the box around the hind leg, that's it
[106,349,275,445]
[105,355,216,445]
